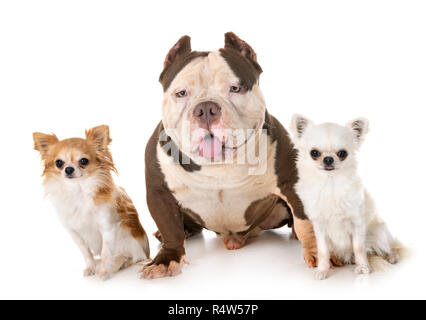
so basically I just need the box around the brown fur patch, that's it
[241,194,279,235]
[159,32,263,92]
[263,111,308,220]
[145,123,187,267]
[115,187,148,239]
[155,210,204,243]
[159,35,209,91]
[159,51,209,92]
[219,32,263,91]
[163,35,192,70]
[93,184,114,205]
[224,32,261,65]
[293,217,318,268]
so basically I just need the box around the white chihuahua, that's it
[290,115,400,280]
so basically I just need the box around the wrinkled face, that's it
[162,52,265,164]
[159,33,265,165]
[297,124,357,172]
[46,139,97,179]
[291,116,369,174]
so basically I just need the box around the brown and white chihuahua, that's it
[33,125,150,280]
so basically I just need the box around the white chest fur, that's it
[295,170,366,253]
[157,137,282,234]
[43,176,106,254]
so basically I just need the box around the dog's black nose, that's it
[193,101,222,130]
[323,157,334,166]
[65,167,75,176]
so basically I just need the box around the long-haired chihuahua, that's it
[33,125,150,280]
[290,115,401,280]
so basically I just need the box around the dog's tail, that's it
[368,242,412,272]
[366,216,412,272]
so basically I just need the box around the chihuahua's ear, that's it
[290,114,313,140]
[346,118,370,144]
[33,132,59,157]
[85,125,112,152]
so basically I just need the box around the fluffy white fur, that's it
[290,115,399,280]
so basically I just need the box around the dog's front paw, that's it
[83,266,96,277]
[315,269,330,280]
[355,264,371,275]
[386,252,399,264]
[304,253,317,268]
[97,268,112,281]
[83,261,98,277]
[139,256,189,279]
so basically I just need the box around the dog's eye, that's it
[337,150,348,159]
[55,159,64,168]
[79,158,89,166]
[310,150,321,159]
[176,90,187,98]
[230,86,241,93]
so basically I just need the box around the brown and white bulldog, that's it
[141,32,318,279]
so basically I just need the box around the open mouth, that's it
[197,132,253,159]
[324,166,335,171]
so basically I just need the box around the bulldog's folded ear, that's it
[224,32,260,67]
[290,114,313,140]
[163,35,192,69]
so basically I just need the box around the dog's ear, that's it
[163,35,191,70]
[85,125,112,152]
[33,132,59,157]
[224,32,259,65]
[346,118,369,144]
[290,114,313,140]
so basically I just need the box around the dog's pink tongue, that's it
[200,136,222,158]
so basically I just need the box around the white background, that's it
[0,0,425,300]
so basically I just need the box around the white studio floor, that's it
[0,225,418,300]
